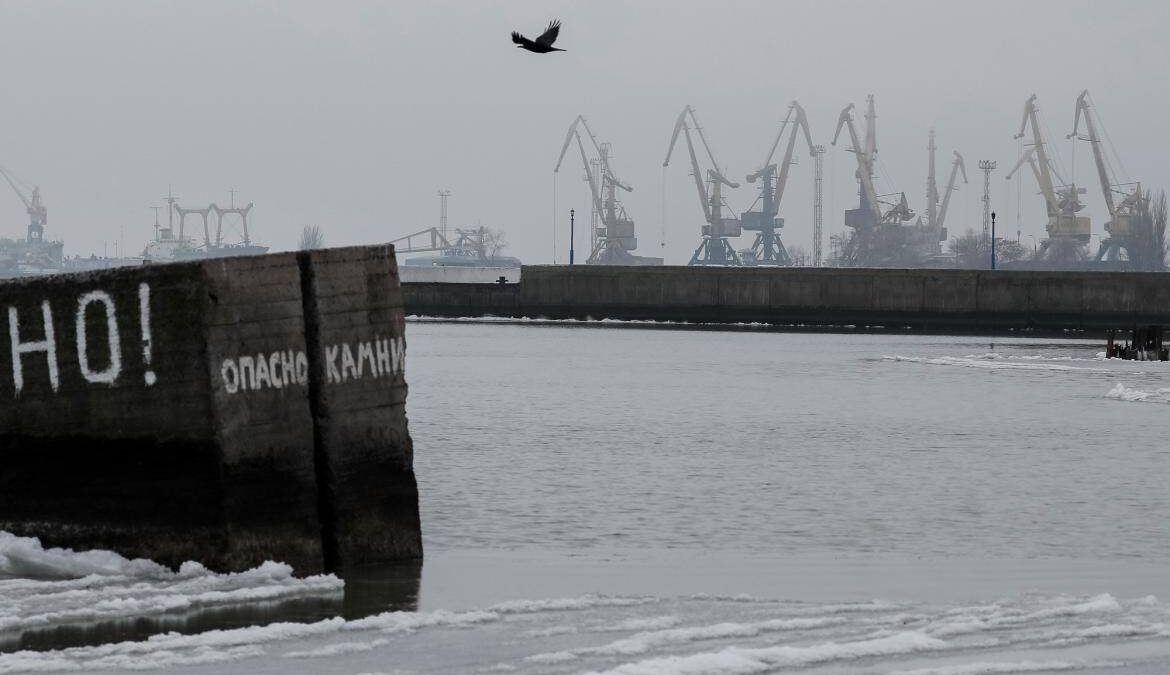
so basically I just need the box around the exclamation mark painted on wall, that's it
[139,283,157,386]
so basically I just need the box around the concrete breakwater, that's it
[403,265,1170,332]
[0,246,421,575]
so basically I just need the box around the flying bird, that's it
[511,20,564,53]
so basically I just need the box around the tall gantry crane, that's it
[664,105,742,266]
[831,96,920,266]
[0,165,47,243]
[1068,89,1147,263]
[740,100,815,266]
[554,115,640,264]
[1012,94,1089,262]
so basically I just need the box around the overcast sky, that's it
[1,0,1167,263]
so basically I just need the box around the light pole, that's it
[569,209,575,265]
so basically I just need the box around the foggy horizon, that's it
[1,0,1166,263]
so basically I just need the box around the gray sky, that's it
[1,0,1167,263]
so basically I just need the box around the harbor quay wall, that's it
[0,245,421,575]
[402,265,1170,331]
[399,265,521,284]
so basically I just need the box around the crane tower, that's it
[926,130,939,230]
[813,145,825,266]
[979,160,997,240]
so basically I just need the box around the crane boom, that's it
[771,101,814,209]
[664,106,714,222]
[1069,89,1117,217]
[831,104,881,222]
[1005,146,1037,182]
[555,115,610,223]
[935,151,967,230]
[553,115,585,173]
[754,104,795,179]
[1014,95,1061,216]
[0,164,48,242]
[0,165,33,210]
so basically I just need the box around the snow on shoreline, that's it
[0,532,343,637]
[1,582,1168,674]
[883,355,1114,373]
[0,532,175,580]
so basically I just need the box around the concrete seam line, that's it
[297,251,339,573]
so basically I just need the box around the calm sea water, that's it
[410,321,1170,563]
[6,320,1170,674]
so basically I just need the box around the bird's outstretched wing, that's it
[535,20,561,47]
[511,31,534,48]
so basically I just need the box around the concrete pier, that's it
[403,265,1170,332]
[0,245,420,574]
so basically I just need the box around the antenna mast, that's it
[813,145,825,266]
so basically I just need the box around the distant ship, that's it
[399,248,521,268]
[142,190,269,263]
[0,234,64,278]
[394,226,521,268]
[0,181,271,279]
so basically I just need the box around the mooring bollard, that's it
[0,245,421,574]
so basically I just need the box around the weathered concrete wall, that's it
[0,245,420,574]
[402,265,1170,331]
[301,247,420,570]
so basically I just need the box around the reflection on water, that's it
[0,560,421,654]
[340,560,423,619]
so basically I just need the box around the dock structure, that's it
[403,265,1170,333]
[1107,326,1169,361]
[0,245,420,574]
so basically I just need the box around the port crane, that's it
[554,116,639,264]
[924,130,967,234]
[1068,89,1147,262]
[664,105,742,266]
[935,150,968,234]
[1012,94,1088,262]
[832,97,919,265]
[0,165,47,243]
[740,101,815,266]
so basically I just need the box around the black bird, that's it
[511,20,564,53]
